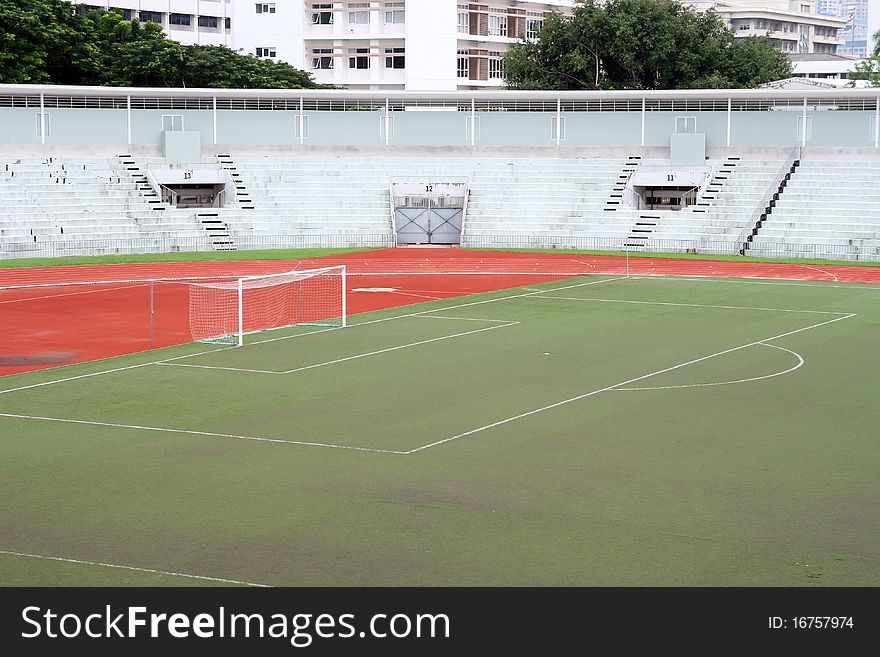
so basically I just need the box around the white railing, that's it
[734,145,802,254]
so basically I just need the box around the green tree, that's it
[179,45,322,89]
[850,55,880,87]
[873,29,879,56]
[0,0,81,83]
[0,1,322,88]
[504,0,791,90]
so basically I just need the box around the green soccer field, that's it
[1,273,878,586]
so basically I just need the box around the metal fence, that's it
[0,234,395,260]
[461,235,880,263]
[2,233,879,264]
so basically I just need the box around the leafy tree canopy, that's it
[0,0,324,88]
[504,0,792,90]
[849,55,880,87]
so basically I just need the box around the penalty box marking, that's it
[156,317,520,375]
[406,312,857,454]
[0,276,626,398]
[0,311,857,457]
[0,277,861,455]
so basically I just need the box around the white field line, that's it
[530,296,853,316]
[0,275,622,394]
[615,343,805,391]
[244,275,627,348]
[411,316,517,323]
[0,283,151,305]
[158,322,519,374]
[0,347,231,396]
[0,549,270,587]
[0,412,407,455]
[404,313,857,454]
[628,275,879,291]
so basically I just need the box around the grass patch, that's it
[0,247,381,270]
[463,247,880,269]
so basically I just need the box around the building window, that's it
[466,116,480,141]
[800,3,810,12]
[312,49,334,69]
[255,3,276,13]
[295,115,309,140]
[198,16,218,28]
[797,116,813,141]
[379,116,394,141]
[551,116,566,141]
[225,17,231,29]
[312,4,333,24]
[35,112,50,138]
[675,116,696,133]
[488,13,507,37]
[256,47,277,58]
[169,13,191,26]
[488,53,503,79]
[458,11,469,34]
[385,47,405,69]
[349,48,370,69]
[869,117,878,143]
[526,18,542,39]
[349,10,370,24]
[121,9,133,21]
[162,115,183,132]
[385,10,405,23]
[139,11,163,23]
[457,51,469,78]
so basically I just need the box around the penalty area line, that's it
[0,550,270,587]
[404,312,857,454]
[0,412,408,455]
[156,321,520,374]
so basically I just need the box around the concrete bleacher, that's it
[462,156,786,254]
[747,160,880,262]
[0,157,205,257]
[2,151,879,262]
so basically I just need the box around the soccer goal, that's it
[186,265,346,346]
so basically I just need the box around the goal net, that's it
[186,265,346,346]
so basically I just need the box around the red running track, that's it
[2,247,879,377]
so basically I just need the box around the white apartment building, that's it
[74,1,233,46]
[689,1,848,53]
[72,1,575,90]
[72,1,852,90]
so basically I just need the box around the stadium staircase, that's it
[746,159,880,261]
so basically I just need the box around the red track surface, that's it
[2,247,879,377]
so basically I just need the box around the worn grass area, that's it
[1,275,878,586]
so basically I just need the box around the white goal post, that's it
[186,265,347,346]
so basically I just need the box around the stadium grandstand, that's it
[1,84,879,262]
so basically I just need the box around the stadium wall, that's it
[2,85,878,153]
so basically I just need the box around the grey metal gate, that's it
[394,205,463,245]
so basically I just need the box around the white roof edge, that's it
[1,83,878,101]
